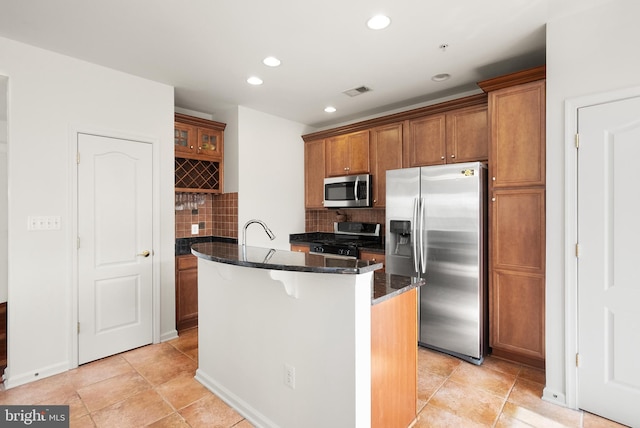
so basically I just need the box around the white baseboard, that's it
[194,368,278,428]
[542,387,569,407]
[4,361,70,389]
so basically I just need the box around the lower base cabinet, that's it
[490,269,545,368]
[359,251,385,272]
[176,255,198,332]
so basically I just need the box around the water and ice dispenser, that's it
[389,220,412,257]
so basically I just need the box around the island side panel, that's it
[195,259,372,428]
[371,287,418,428]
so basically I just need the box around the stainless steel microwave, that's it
[323,174,372,208]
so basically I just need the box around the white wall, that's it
[237,107,314,249]
[0,36,175,387]
[0,76,7,303]
[545,0,640,405]
[215,106,240,193]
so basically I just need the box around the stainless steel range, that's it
[309,222,382,260]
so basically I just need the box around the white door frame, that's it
[563,85,640,409]
[69,126,161,368]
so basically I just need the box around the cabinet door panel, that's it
[489,80,545,187]
[406,115,446,167]
[446,105,488,163]
[370,123,402,207]
[174,123,195,155]
[176,255,198,332]
[346,131,370,174]
[491,188,545,274]
[196,128,223,159]
[304,140,325,208]
[325,135,349,176]
[490,269,545,362]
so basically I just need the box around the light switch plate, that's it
[191,224,199,234]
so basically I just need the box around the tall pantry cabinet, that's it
[478,66,546,369]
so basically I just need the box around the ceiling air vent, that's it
[343,86,372,97]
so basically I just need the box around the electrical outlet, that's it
[191,224,199,235]
[284,364,296,389]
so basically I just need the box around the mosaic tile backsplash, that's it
[175,192,238,239]
[305,208,385,233]
[176,194,382,239]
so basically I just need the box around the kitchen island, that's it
[191,242,423,428]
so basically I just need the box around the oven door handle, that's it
[309,251,357,260]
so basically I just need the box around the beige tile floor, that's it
[0,328,627,427]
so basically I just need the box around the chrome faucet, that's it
[242,219,276,246]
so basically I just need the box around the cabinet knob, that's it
[492,176,496,181]
[440,156,445,160]
[492,197,496,202]
[450,154,455,158]
[189,145,194,149]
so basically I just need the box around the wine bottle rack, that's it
[175,157,221,193]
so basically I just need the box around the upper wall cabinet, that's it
[325,130,370,177]
[174,113,225,161]
[487,80,546,188]
[404,105,488,167]
[405,114,446,167]
[174,113,226,193]
[305,139,326,209]
[370,123,403,208]
[445,105,489,163]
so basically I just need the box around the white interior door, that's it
[78,133,153,364]
[577,96,640,427]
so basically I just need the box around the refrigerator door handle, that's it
[412,197,420,273]
[420,196,427,274]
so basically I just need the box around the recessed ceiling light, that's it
[263,56,281,67]
[247,76,263,85]
[367,14,391,30]
[431,73,451,82]
[324,106,337,113]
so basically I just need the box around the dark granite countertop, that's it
[372,271,424,305]
[192,242,423,305]
[176,236,238,256]
[191,242,382,274]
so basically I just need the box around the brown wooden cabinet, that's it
[176,255,198,332]
[290,244,310,253]
[325,130,370,177]
[304,139,325,209]
[445,105,489,163]
[488,82,545,188]
[479,66,546,368]
[359,250,385,272]
[370,123,403,208]
[404,105,488,167]
[405,114,446,167]
[174,113,224,160]
[175,113,225,194]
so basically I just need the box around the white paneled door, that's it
[577,96,640,427]
[77,133,153,365]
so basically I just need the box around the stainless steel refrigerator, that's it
[385,162,487,364]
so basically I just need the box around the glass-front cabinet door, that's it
[174,123,195,155]
[196,128,223,159]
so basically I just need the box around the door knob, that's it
[137,250,151,257]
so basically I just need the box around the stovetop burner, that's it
[309,222,382,258]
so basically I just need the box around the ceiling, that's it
[0,1,586,128]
